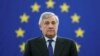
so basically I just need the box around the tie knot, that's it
[48,39,53,43]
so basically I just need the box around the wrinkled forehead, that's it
[42,15,57,22]
[42,16,57,23]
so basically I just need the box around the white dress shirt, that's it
[44,35,57,53]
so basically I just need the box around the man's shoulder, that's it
[57,36,75,43]
[26,37,44,43]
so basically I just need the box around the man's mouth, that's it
[47,30,54,32]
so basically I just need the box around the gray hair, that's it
[38,12,59,25]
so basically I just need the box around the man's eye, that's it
[45,22,49,25]
[52,21,56,25]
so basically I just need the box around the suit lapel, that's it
[54,37,64,56]
[37,37,49,56]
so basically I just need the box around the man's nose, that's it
[48,23,53,28]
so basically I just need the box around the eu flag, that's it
[0,0,100,56]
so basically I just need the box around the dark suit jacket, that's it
[24,36,78,56]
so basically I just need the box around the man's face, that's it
[40,16,58,38]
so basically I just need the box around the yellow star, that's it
[71,13,80,23]
[60,3,70,12]
[46,0,55,8]
[75,28,85,38]
[20,13,29,23]
[31,2,40,12]
[19,42,25,53]
[75,42,81,52]
[15,28,25,37]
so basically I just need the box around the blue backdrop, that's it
[0,0,100,56]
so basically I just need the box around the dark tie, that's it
[48,40,53,56]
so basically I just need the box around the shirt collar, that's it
[44,35,57,42]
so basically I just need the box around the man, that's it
[24,12,78,56]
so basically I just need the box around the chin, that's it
[45,34,55,38]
